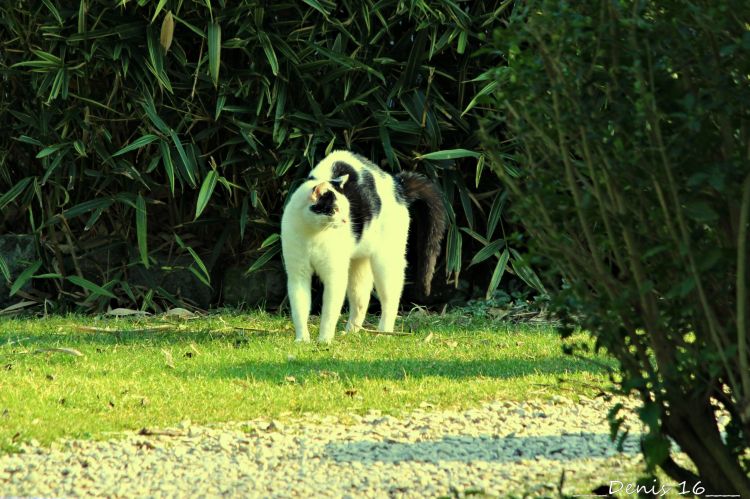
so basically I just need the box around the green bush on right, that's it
[481,1,750,495]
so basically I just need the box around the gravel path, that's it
[1,396,644,498]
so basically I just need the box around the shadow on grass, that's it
[324,432,641,464]
[204,357,607,382]
[0,327,289,348]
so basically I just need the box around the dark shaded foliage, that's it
[0,0,522,311]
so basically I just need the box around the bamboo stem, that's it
[737,173,750,411]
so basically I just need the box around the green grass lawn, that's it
[0,310,613,452]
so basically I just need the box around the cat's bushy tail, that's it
[395,172,447,297]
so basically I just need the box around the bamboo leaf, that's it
[67,275,117,299]
[416,149,481,161]
[457,30,468,54]
[174,234,211,286]
[301,0,331,16]
[36,144,67,159]
[462,80,500,117]
[215,94,226,119]
[510,249,547,294]
[17,135,43,147]
[195,170,218,220]
[78,0,86,33]
[401,29,428,88]
[469,239,505,267]
[0,256,11,283]
[0,177,33,210]
[73,140,87,157]
[0,300,37,315]
[160,141,175,195]
[207,21,221,86]
[475,155,485,188]
[84,207,105,231]
[260,233,279,249]
[152,0,169,23]
[140,96,170,135]
[203,0,213,20]
[460,227,490,246]
[312,43,385,83]
[112,134,159,157]
[187,266,210,287]
[169,130,196,187]
[245,246,281,274]
[486,249,510,300]
[239,196,249,241]
[136,194,149,268]
[445,224,463,277]
[10,260,42,297]
[379,125,396,169]
[258,31,278,76]
[146,27,172,92]
[65,197,114,219]
[458,181,474,229]
[42,0,63,24]
[487,192,506,240]
[31,50,62,65]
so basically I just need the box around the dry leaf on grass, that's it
[105,308,150,317]
[75,325,173,333]
[138,428,185,437]
[34,347,84,357]
[162,308,198,320]
[161,349,175,369]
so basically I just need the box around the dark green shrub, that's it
[0,1,522,311]
[482,0,750,494]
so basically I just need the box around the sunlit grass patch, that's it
[0,310,612,452]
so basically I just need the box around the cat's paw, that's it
[345,322,362,334]
[295,332,311,343]
[317,334,334,344]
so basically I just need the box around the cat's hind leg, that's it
[287,271,312,342]
[372,252,406,333]
[318,269,348,343]
[345,257,373,333]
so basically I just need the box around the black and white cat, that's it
[280,150,446,343]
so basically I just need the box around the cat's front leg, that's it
[287,272,312,342]
[318,270,348,343]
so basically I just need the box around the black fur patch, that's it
[310,190,335,216]
[393,171,447,297]
[394,177,407,205]
[332,161,381,241]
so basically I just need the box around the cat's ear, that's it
[334,174,349,189]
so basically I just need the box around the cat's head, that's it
[306,175,350,228]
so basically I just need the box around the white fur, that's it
[281,151,410,343]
